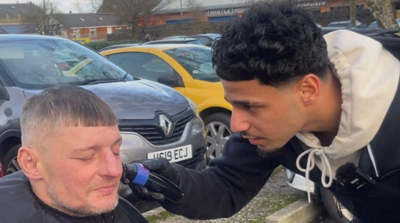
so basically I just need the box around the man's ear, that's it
[18,147,43,180]
[298,74,320,106]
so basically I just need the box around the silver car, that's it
[0,35,207,196]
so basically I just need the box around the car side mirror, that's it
[205,42,212,47]
[157,74,184,88]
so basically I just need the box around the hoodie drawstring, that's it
[296,148,334,202]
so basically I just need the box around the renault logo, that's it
[159,114,173,137]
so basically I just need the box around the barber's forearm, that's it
[161,164,274,219]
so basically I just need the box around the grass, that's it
[248,218,266,223]
[261,192,305,214]
[271,165,284,177]
[146,211,175,223]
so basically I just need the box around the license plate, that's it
[147,145,192,163]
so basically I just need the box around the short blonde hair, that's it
[20,85,118,147]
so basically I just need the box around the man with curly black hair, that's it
[125,2,400,223]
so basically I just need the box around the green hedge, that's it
[84,39,140,51]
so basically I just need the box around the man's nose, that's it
[230,110,250,133]
[100,150,122,179]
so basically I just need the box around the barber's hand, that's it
[123,158,180,202]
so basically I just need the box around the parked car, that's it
[190,33,221,47]
[143,38,202,45]
[162,35,189,40]
[0,35,207,200]
[320,26,398,36]
[369,19,400,29]
[101,44,232,163]
[98,43,141,52]
[287,29,400,223]
[327,20,367,28]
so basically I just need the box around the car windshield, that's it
[164,47,220,82]
[0,38,133,89]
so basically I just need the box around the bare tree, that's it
[186,0,204,23]
[349,0,356,27]
[381,0,399,28]
[366,0,399,29]
[74,0,103,13]
[23,0,60,35]
[93,0,171,38]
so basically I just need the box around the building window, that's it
[208,16,238,22]
[89,28,96,37]
[73,29,79,38]
[166,19,193,25]
[116,26,122,30]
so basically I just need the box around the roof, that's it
[0,24,36,34]
[52,13,128,28]
[0,3,37,20]
[154,0,254,14]
[0,34,67,42]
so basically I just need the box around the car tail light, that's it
[0,162,3,178]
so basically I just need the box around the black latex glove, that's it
[122,158,180,202]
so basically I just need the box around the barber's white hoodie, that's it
[294,30,400,201]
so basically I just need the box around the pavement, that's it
[141,167,333,223]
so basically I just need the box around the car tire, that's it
[3,145,21,175]
[321,188,352,223]
[203,112,231,163]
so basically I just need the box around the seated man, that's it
[0,85,148,223]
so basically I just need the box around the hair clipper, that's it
[122,163,184,202]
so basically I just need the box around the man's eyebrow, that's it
[72,138,122,153]
[72,145,97,153]
[224,97,262,106]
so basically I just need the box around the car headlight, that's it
[191,116,205,136]
[186,98,205,136]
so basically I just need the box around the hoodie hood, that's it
[294,30,400,202]
[296,30,400,160]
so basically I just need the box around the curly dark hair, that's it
[212,2,329,86]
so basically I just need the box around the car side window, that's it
[107,52,177,82]
[196,37,212,46]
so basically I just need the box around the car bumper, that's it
[119,116,205,164]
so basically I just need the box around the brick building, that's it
[152,0,400,27]
[152,0,252,25]
[53,13,129,42]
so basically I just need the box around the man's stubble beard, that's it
[256,146,282,158]
[47,183,119,217]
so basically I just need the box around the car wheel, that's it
[3,145,21,175]
[321,188,352,223]
[203,113,231,163]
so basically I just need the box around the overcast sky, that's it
[0,0,93,13]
